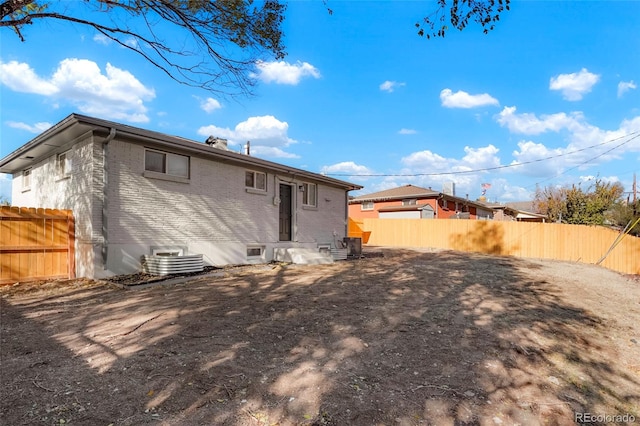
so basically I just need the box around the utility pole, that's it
[633,173,637,215]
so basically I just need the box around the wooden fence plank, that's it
[0,208,75,284]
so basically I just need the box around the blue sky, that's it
[1,1,639,203]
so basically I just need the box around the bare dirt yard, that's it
[1,248,639,426]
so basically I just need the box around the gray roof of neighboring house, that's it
[477,200,547,219]
[0,113,362,191]
[350,184,439,202]
[505,201,537,213]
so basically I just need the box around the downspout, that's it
[102,128,117,270]
[344,191,349,242]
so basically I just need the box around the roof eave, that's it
[0,113,362,191]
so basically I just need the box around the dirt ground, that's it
[1,247,639,426]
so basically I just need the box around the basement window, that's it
[246,246,264,258]
[145,149,190,178]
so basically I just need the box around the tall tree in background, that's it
[534,180,625,226]
[2,0,509,95]
[532,185,567,223]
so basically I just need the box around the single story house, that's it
[348,184,495,220]
[0,113,362,278]
[483,201,547,222]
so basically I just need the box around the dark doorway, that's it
[279,184,292,241]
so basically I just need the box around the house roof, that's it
[505,201,537,213]
[350,184,439,202]
[0,113,362,191]
[351,184,494,211]
[477,200,548,220]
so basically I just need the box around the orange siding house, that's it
[349,184,495,220]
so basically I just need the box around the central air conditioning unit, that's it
[343,237,362,256]
[142,254,204,275]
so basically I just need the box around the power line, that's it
[324,131,639,178]
[532,133,640,188]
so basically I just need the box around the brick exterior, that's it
[101,139,349,273]
[4,115,357,277]
[10,135,101,276]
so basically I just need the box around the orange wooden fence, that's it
[0,207,75,285]
[349,218,639,275]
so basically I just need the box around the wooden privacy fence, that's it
[0,207,75,285]
[349,218,639,275]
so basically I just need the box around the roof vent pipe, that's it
[244,140,251,155]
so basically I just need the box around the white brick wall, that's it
[9,134,101,276]
[104,139,349,273]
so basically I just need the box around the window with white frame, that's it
[245,170,266,191]
[145,149,189,178]
[302,182,317,207]
[23,168,32,190]
[361,201,374,210]
[402,198,417,206]
[57,151,71,178]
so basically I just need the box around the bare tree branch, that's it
[416,0,510,39]
[1,0,286,97]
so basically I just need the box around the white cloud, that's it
[0,59,155,123]
[617,80,637,98]
[6,121,52,134]
[0,60,58,95]
[197,115,299,158]
[249,146,299,159]
[549,68,600,101]
[320,162,372,182]
[93,34,111,45]
[489,178,533,201]
[496,106,585,135]
[398,128,417,135]
[251,60,320,85]
[461,145,501,168]
[510,140,565,177]
[379,80,406,93]
[400,144,503,196]
[440,89,499,108]
[200,97,222,113]
[124,37,139,49]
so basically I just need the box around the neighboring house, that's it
[483,201,547,222]
[348,184,494,220]
[0,114,361,278]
